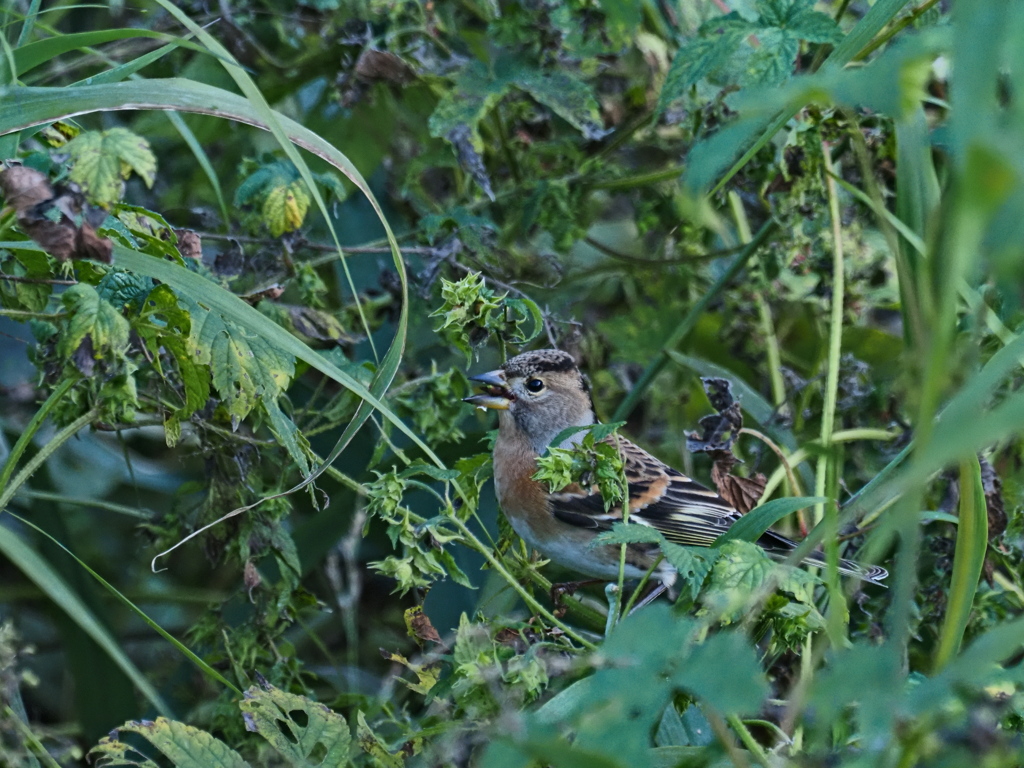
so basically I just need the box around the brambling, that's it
[464,349,887,588]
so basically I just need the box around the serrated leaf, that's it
[90,717,251,768]
[262,398,312,476]
[66,127,156,206]
[182,295,293,427]
[0,249,52,311]
[58,283,130,360]
[239,683,351,766]
[263,179,310,236]
[591,521,665,548]
[708,540,773,591]
[657,33,746,116]
[660,542,719,601]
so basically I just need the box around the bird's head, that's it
[464,349,595,453]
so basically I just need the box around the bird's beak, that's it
[463,369,512,410]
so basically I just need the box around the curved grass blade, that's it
[149,1,381,361]
[14,29,209,77]
[0,520,176,715]
[932,456,988,670]
[714,497,827,547]
[6,511,241,695]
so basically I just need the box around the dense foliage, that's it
[2,0,1024,766]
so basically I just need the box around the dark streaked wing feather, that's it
[548,437,889,585]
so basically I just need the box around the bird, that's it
[463,348,887,592]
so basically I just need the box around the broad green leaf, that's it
[656,33,746,117]
[14,29,208,77]
[239,683,351,766]
[512,66,606,140]
[91,718,250,768]
[58,283,130,360]
[674,630,768,714]
[179,293,292,427]
[66,128,156,206]
[713,496,826,546]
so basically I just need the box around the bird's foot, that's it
[550,579,602,617]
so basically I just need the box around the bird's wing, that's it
[548,437,743,547]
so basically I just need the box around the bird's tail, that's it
[757,529,888,587]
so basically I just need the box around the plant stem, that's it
[613,219,776,422]
[819,139,848,645]
[448,516,598,650]
[0,377,78,504]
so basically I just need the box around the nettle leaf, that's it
[661,541,719,601]
[657,0,842,114]
[239,682,351,766]
[58,283,130,360]
[89,717,251,768]
[591,521,664,548]
[66,128,157,207]
[429,55,605,195]
[702,540,774,617]
[657,32,747,117]
[181,295,293,429]
[756,0,843,43]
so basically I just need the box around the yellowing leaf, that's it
[58,283,130,360]
[263,180,310,236]
[66,128,157,206]
[89,717,251,768]
[239,682,351,765]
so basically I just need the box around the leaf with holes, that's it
[89,717,251,768]
[239,683,351,766]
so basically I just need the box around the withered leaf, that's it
[404,606,441,645]
[711,460,767,515]
[687,378,743,454]
[0,165,112,263]
[355,49,416,84]
[173,228,202,260]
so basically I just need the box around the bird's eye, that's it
[525,378,545,393]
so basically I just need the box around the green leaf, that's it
[657,33,746,117]
[182,294,293,428]
[66,127,157,206]
[58,283,130,360]
[932,456,989,670]
[591,521,664,548]
[90,718,251,768]
[674,630,769,714]
[511,66,607,140]
[660,542,719,601]
[238,683,351,766]
[713,496,826,546]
